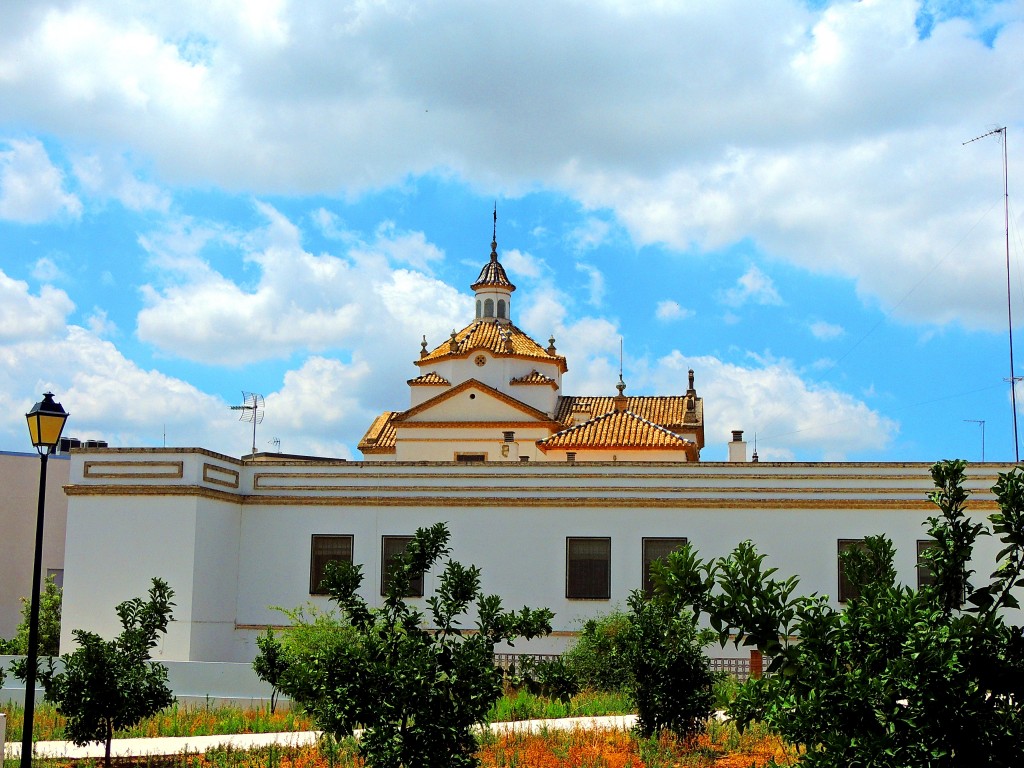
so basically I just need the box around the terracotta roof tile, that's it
[554,395,702,431]
[537,410,695,452]
[418,321,568,372]
[407,372,451,386]
[509,370,559,388]
[357,411,397,453]
[471,253,516,291]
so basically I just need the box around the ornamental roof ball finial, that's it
[420,335,428,358]
[547,336,557,355]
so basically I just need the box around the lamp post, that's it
[21,392,68,768]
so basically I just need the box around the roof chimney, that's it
[728,430,747,463]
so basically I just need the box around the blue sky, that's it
[1,0,1023,462]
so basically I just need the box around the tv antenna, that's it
[269,437,281,453]
[230,391,264,456]
[964,127,1016,460]
[963,419,985,462]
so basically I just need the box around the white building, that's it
[58,235,1021,663]
[0,450,69,639]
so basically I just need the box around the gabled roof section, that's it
[554,395,703,433]
[417,321,568,373]
[509,370,559,389]
[538,409,698,460]
[408,372,451,386]
[394,378,561,426]
[357,411,398,454]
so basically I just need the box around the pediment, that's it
[394,379,557,425]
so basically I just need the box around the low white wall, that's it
[0,656,276,709]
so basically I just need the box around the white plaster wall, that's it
[409,385,450,408]
[188,498,243,660]
[507,385,560,415]
[60,494,199,660]
[228,497,1021,658]
[0,452,69,639]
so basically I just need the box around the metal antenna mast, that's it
[964,419,986,462]
[964,127,1017,461]
[230,391,265,456]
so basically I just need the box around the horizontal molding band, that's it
[64,484,999,510]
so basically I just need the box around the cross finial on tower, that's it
[491,203,498,261]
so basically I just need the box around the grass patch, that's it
[2,689,636,743]
[0,702,315,742]
[1,722,793,768]
[487,689,634,722]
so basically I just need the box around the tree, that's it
[37,578,175,768]
[653,460,1024,767]
[269,522,553,768]
[253,628,289,714]
[622,590,717,738]
[0,574,62,656]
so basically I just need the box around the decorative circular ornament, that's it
[475,355,487,367]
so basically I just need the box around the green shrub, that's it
[621,591,717,738]
[654,459,1024,767]
[263,522,553,768]
[0,574,62,656]
[562,609,633,691]
[36,578,175,768]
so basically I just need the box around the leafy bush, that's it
[653,459,1024,767]
[562,609,633,691]
[261,522,553,768]
[36,578,175,768]
[622,590,717,738]
[0,574,62,656]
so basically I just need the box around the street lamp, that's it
[21,392,68,768]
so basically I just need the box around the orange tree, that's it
[258,522,553,768]
[653,460,1024,767]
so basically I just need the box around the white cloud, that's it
[87,308,117,337]
[719,266,783,308]
[0,324,235,453]
[72,153,170,212]
[568,217,611,252]
[136,205,467,385]
[500,248,543,279]
[810,320,845,340]
[575,262,606,306]
[643,349,898,461]
[0,269,75,341]
[32,256,63,282]
[655,300,693,322]
[0,139,82,222]
[0,0,1020,331]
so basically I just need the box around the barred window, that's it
[837,539,867,603]
[917,540,937,590]
[382,536,424,597]
[642,537,687,596]
[566,537,611,599]
[310,535,353,595]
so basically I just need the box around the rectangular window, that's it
[455,452,486,462]
[917,540,937,590]
[642,537,687,595]
[382,536,424,597]
[310,535,353,595]
[837,539,866,603]
[566,537,611,599]
[566,452,577,463]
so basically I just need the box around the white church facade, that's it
[58,230,1020,663]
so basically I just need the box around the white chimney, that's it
[728,430,747,463]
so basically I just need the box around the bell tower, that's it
[472,207,516,324]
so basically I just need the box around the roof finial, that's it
[420,335,428,358]
[491,203,498,262]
